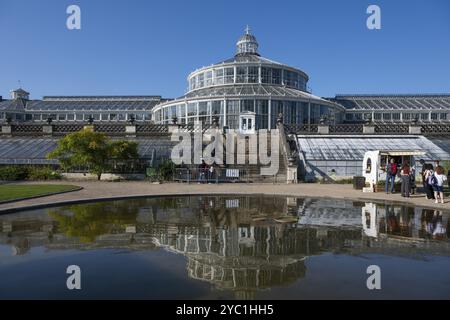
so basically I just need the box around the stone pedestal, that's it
[125,125,136,136]
[409,125,422,135]
[83,125,94,132]
[1,125,12,135]
[317,125,329,134]
[43,125,53,135]
[168,124,179,134]
[363,125,375,134]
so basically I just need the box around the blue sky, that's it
[0,0,449,99]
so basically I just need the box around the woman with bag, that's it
[400,161,411,198]
[432,166,447,204]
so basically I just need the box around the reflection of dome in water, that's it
[152,222,310,298]
[186,254,306,294]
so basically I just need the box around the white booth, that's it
[362,150,425,192]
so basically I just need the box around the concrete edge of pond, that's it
[0,183,449,215]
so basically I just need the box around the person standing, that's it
[410,164,417,195]
[419,159,427,189]
[208,163,215,184]
[385,158,397,194]
[424,164,435,200]
[432,166,447,204]
[434,160,440,168]
[198,159,207,184]
[400,161,411,197]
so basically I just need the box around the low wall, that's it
[62,173,146,181]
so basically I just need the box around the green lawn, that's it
[0,184,80,202]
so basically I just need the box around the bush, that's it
[333,178,353,184]
[0,166,61,181]
[28,167,61,180]
[157,160,175,181]
[0,166,29,181]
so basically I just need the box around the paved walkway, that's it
[0,181,449,213]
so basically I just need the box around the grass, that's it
[0,184,80,202]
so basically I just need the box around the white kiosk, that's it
[362,150,425,192]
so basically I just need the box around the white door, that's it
[239,114,255,134]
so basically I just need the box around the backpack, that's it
[387,163,397,176]
[429,174,438,187]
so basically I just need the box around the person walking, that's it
[385,158,397,194]
[432,166,447,204]
[400,161,411,197]
[424,164,435,200]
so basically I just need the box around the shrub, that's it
[157,160,175,181]
[27,166,62,180]
[0,166,61,181]
[0,166,29,181]
[333,178,353,184]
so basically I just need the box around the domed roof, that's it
[236,26,259,56]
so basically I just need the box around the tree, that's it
[47,129,139,180]
[109,140,139,159]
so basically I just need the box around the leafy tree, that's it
[109,140,139,159]
[47,129,139,180]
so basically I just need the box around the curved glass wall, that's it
[154,99,339,129]
[188,66,308,92]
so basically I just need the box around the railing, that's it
[283,123,450,135]
[374,124,409,134]
[177,123,214,133]
[284,124,318,134]
[173,167,250,184]
[421,124,450,135]
[136,124,168,135]
[329,124,364,134]
[4,122,450,137]
[94,124,126,135]
[53,124,85,135]
[1,123,171,137]
[10,124,43,136]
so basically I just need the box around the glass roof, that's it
[297,136,450,161]
[332,94,450,111]
[180,84,331,103]
[23,98,163,111]
[0,138,175,164]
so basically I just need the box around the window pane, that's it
[225,68,234,84]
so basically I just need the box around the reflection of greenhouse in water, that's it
[1,195,449,298]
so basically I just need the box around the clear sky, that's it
[0,0,449,100]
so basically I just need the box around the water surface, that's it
[0,195,449,299]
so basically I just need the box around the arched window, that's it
[366,158,372,173]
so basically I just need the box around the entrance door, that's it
[239,113,256,134]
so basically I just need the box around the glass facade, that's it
[188,65,308,92]
[344,111,450,123]
[156,99,338,129]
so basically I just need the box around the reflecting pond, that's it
[0,195,449,299]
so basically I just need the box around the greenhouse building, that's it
[151,27,344,132]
